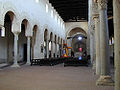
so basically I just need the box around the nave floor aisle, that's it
[0,64,114,90]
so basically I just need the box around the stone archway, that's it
[44,29,48,58]
[32,25,38,59]
[18,19,28,63]
[49,32,53,58]
[57,37,60,57]
[0,11,15,64]
[60,38,63,57]
[67,27,88,57]
[54,35,57,58]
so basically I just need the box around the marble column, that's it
[55,42,57,58]
[93,31,96,69]
[46,40,49,58]
[11,33,20,67]
[58,44,61,57]
[26,36,31,65]
[96,0,113,85]
[61,43,63,57]
[113,0,120,90]
[51,40,54,58]
[90,23,96,69]
[94,15,101,75]
[61,41,63,57]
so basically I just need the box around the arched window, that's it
[35,0,39,3]
[46,4,48,13]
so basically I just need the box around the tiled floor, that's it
[0,64,114,90]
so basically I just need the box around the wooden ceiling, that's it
[49,0,113,22]
[49,0,88,22]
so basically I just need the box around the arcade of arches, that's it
[0,0,120,90]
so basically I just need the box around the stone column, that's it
[11,33,20,67]
[55,42,57,58]
[93,31,96,69]
[61,41,63,57]
[96,0,113,85]
[94,15,101,75]
[46,40,49,58]
[58,44,61,57]
[51,40,54,58]
[26,36,31,65]
[113,0,120,90]
[90,23,96,69]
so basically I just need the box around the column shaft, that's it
[51,41,54,58]
[94,17,101,75]
[90,29,95,69]
[26,36,31,65]
[46,40,49,58]
[99,9,109,75]
[113,0,120,90]
[96,0,113,85]
[55,43,57,57]
[90,20,95,66]
[11,33,19,67]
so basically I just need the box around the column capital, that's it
[13,32,20,35]
[93,15,100,24]
[92,1,99,16]
[98,0,107,10]
[26,36,32,38]
[91,19,95,33]
[0,24,3,27]
[92,14,99,19]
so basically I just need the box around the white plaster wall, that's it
[0,37,7,63]
[65,22,89,36]
[0,0,65,37]
[0,0,66,59]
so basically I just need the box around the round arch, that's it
[44,29,49,58]
[31,25,38,59]
[1,1,19,27]
[67,27,87,37]
[66,27,88,57]
[0,11,15,63]
[19,13,32,36]
[50,32,53,41]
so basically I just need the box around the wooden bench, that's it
[31,57,73,66]
[31,59,41,66]
[63,57,89,67]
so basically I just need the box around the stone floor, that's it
[0,64,114,90]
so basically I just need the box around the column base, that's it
[92,63,96,69]
[26,62,31,65]
[96,75,114,86]
[11,63,20,68]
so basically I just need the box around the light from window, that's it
[109,39,112,45]
[51,10,53,18]
[58,18,60,25]
[46,4,48,13]
[36,0,39,3]
[62,23,64,28]
[112,37,114,44]
[1,26,5,37]
[63,23,64,29]
[55,15,57,21]
[61,22,62,27]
